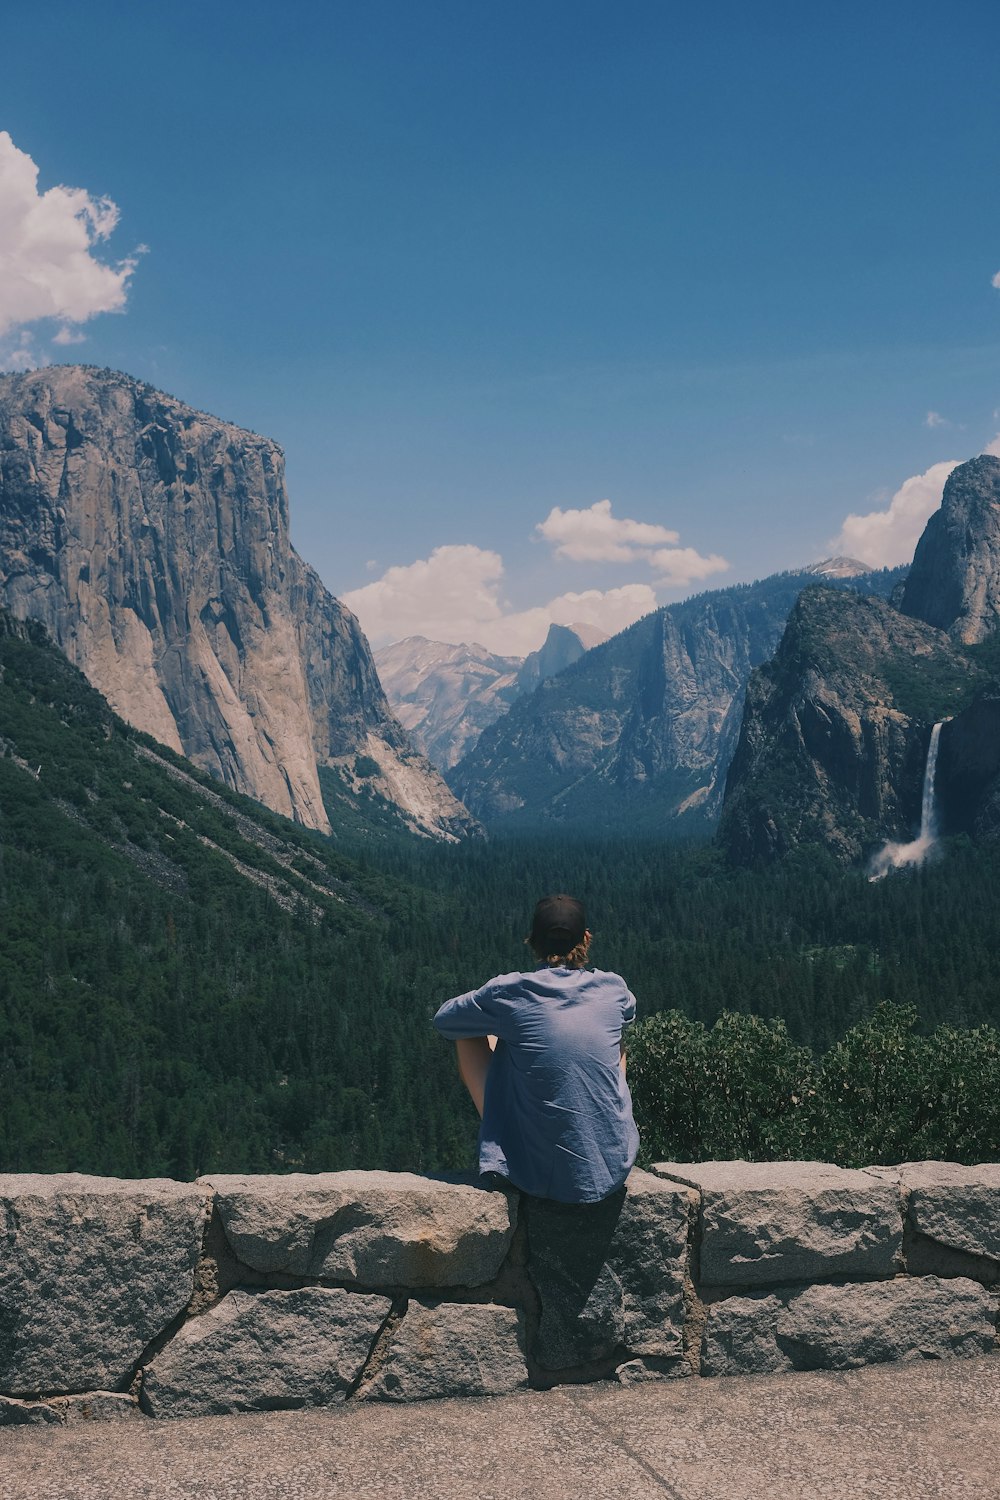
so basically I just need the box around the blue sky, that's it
[3,0,999,652]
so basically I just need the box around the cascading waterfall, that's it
[868,720,945,881]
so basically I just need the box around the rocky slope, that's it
[0,366,475,840]
[374,622,605,771]
[447,569,905,830]
[720,456,1000,864]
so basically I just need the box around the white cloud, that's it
[649,546,731,587]
[925,411,948,428]
[535,497,729,588]
[0,330,44,373]
[992,270,1000,290]
[0,131,140,353]
[340,543,657,656]
[984,434,1000,458]
[537,499,679,562]
[831,460,961,568]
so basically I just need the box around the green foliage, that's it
[627,1010,814,1163]
[629,1001,1000,1167]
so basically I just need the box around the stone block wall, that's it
[1,1161,998,1425]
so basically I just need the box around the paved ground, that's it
[3,1356,1000,1500]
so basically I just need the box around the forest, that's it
[3,616,1000,1179]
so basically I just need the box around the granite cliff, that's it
[0,366,475,840]
[446,569,904,830]
[900,455,1000,642]
[720,456,1000,864]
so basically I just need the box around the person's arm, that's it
[619,1040,627,1076]
[455,1034,497,1118]
[433,988,499,1117]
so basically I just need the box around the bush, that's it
[629,1001,1000,1167]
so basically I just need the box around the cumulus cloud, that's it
[0,131,140,359]
[340,543,657,656]
[537,499,679,563]
[925,411,948,428]
[992,270,1000,290]
[831,460,961,568]
[535,497,729,588]
[649,545,731,587]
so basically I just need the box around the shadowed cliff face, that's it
[718,588,988,864]
[901,455,1000,644]
[0,366,476,840]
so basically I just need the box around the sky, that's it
[3,0,1000,656]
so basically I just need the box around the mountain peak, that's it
[900,454,1000,644]
[802,556,872,578]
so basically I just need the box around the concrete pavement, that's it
[3,1356,1000,1500]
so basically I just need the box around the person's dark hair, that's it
[526,894,590,967]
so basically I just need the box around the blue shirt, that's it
[433,966,641,1203]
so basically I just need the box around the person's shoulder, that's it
[481,970,534,993]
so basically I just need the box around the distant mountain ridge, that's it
[375,622,606,770]
[446,565,906,830]
[0,365,476,842]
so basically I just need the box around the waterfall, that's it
[868,720,945,881]
[918,720,944,843]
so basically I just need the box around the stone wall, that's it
[2,1161,998,1425]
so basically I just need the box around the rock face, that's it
[652,1161,902,1286]
[374,623,604,772]
[202,1171,518,1286]
[0,366,475,840]
[361,1301,528,1401]
[895,1161,1000,1260]
[0,1174,210,1394]
[515,621,605,694]
[718,586,985,864]
[701,1277,995,1377]
[935,696,1000,842]
[901,455,1000,643]
[448,570,904,831]
[142,1287,390,1417]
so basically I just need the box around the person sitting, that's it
[432,894,640,1204]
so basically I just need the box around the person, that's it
[432,894,640,1204]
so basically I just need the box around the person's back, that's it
[432,895,640,1203]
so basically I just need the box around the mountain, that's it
[375,622,606,771]
[374,638,522,770]
[446,568,906,830]
[802,557,872,579]
[0,365,475,842]
[720,456,1000,864]
[515,621,608,692]
[717,587,988,864]
[899,454,1000,642]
